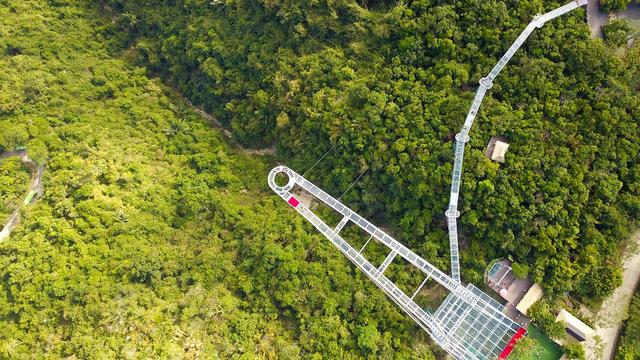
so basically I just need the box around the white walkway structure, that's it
[268,1,588,358]
[445,0,588,284]
[269,166,523,359]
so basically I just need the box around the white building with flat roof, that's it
[556,309,595,343]
[485,136,510,163]
[516,283,543,316]
[491,141,510,163]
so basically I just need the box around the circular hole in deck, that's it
[274,171,290,188]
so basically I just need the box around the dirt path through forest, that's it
[585,231,640,360]
[179,94,276,156]
[0,150,44,242]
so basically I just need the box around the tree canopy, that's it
[600,0,639,12]
[0,158,31,221]
[102,0,640,300]
[0,1,442,357]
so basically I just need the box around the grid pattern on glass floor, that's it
[434,291,520,360]
[467,283,505,312]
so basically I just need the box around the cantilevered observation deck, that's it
[269,166,522,359]
[268,1,587,359]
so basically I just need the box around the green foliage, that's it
[600,0,634,12]
[528,300,566,340]
[1,0,639,357]
[0,158,31,221]
[0,1,437,357]
[626,43,640,90]
[0,123,28,151]
[512,261,529,278]
[603,20,633,46]
[356,323,381,354]
[508,336,544,360]
[574,262,622,301]
[616,292,640,359]
[564,343,586,360]
[103,0,640,300]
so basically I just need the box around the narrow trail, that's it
[178,94,276,156]
[585,231,640,360]
[0,150,44,242]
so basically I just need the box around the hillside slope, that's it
[0,1,438,358]
[103,0,640,300]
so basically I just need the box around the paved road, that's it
[587,0,640,39]
[586,231,640,360]
[618,3,640,21]
[0,151,44,242]
[587,0,608,38]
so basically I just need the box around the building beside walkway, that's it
[485,259,543,327]
[485,136,510,163]
[516,283,543,316]
[555,309,595,343]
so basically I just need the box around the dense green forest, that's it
[0,0,441,358]
[1,0,639,358]
[102,0,640,301]
[616,289,640,359]
[0,158,31,221]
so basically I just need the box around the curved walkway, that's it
[445,0,588,283]
[586,231,640,360]
[0,150,44,242]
